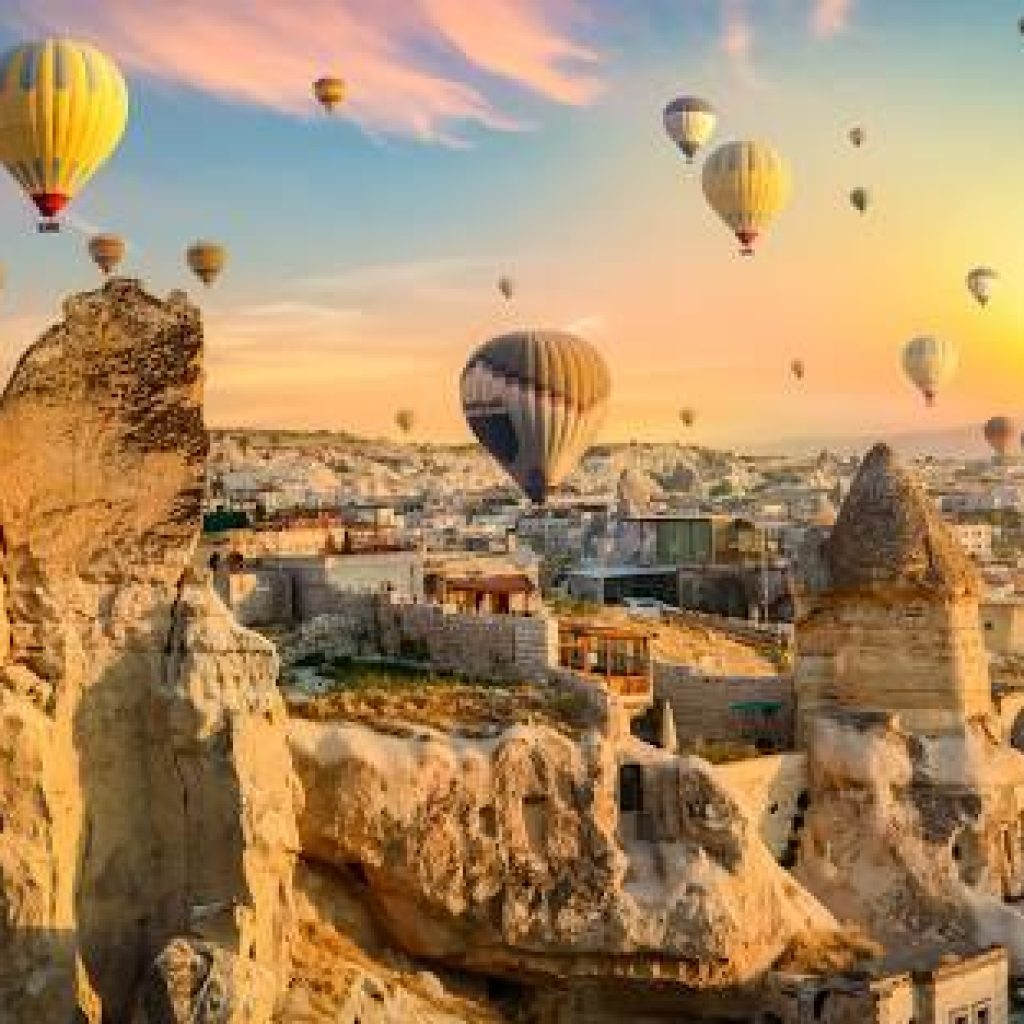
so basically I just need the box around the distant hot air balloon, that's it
[791,358,805,381]
[313,77,346,113]
[663,96,717,163]
[902,335,958,406]
[702,141,792,254]
[395,408,415,436]
[186,242,226,286]
[461,329,610,504]
[498,276,515,302]
[848,125,866,148]
[88,234,125,276]
[984,416,1016,460]
[1019,16,1024,36]
[849,187,870,213]
[0,39,129,232]
[967,267,998,307]
[680,408,695,428]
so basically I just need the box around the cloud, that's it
[721,0,754,63]
[810,0,853,37]
[1,0,601,145]
[421,0,601,106]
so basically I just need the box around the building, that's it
[566,565,679,606]
[952,523,995,562]
[980,597,1024,657]
[620,515,767,568]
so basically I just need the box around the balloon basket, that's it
[38,220,59,234]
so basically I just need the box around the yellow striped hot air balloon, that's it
[461,330,610,504]
[702,141,792,255]
[0,39,128,231]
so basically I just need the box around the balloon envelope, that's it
[395,409,415,435]
[679,408,695,427]
[663,96,716,163]
[186,242,226,286]
[702,141,792,254]
[850,187,870,213]
[984,416,1016,457]
[967,267,998,307]
[0,39,128,227]
[313,77,345,112]
[848,125,865,148]
[791,359,805,380]
[461,329,610,504]
[498,276,514,301]
[88,234,125,275]
[902,335,957,405]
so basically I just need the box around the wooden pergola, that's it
[557,619,653,699]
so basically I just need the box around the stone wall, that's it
[288,593,558,683]
[654,660,795,748]
[215,567,294,627]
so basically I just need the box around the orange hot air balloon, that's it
[186,241,226,286]
[88,234,125,275]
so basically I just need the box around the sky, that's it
[1,0,1023,450]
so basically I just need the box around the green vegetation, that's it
[285,655,592,739]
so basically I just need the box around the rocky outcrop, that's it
[289,719,840,987]
[0,281,298,1022]
[795,443,992,737]
[796,712,1024,968]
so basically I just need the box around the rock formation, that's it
[0,281,298,1022]
[290,719,840,987]
[795,443,992,738]
[793,443,1024,969]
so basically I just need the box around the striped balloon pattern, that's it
[461,330,611,504]
[702,140,792,253]
[0,38,128,224]
[663,96,716,162]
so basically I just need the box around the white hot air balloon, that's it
[663,96,717,164]
[967,267,998,307]
[902,335,958,406]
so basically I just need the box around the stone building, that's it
[794,443,992,739]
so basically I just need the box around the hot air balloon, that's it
[461,329,610,504]
[702,141,792,254]
[498,276,514,302]
[186,242,226,287]
[849,187,870,213]
[984,416,1016,460]
[395,408,415,436]
[0,39,129,231]
[88,234,125,276]
[313,77,346,113]
[902,335,958,406]
[1019,16,1024,36]
[663,96,717,163]
[680,408,695,428]
[967,267,998,307]
[848,125,865,148]
[791,359,805,381]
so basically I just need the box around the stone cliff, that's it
[793,444,1024,971]
[0,281,297,1022]
[290,719,839,988]
[795,442,992,737]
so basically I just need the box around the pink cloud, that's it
[1,0,601,143]
[421,0,601,106]
[720,0,754,70]
[811,0,853,37]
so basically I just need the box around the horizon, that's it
[2,2,1024,450]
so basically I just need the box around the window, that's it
[618,764,644,814]
[949,1009,968,1024]
[974,1000,991,1024]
